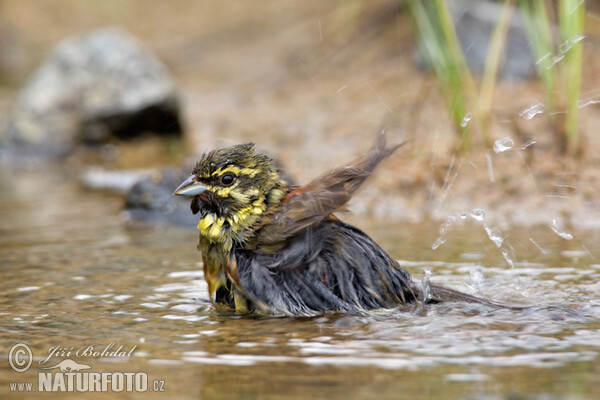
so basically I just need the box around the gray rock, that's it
[123,168,196,228]
[2,27,182,159]
[80,167,154,193]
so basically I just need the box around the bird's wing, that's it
[256,131,403,248]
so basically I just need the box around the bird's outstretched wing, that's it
[256,130,404,248]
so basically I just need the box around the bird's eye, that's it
[220,172,236,186]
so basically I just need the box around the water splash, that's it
[484,224,504,248]
[439,216,456,235]
[521,139,536,150]
[421,268,433,301]
[493,137,514,153]
[432,236,447,250]
[519,103,545,120]
[433,209,517,271]
[550,219,574,240]
[501,243,516,269]
[577,96,600,108]
[536,34,585,69]
[433,216,457,250]
[439,155,460,205]
[460,112,472,128]
[470,208,486,222]
[529,238,547,255]
[470,266,485,287]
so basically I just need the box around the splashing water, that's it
[550,219,574,240]
[470,208,486,222]
[493,137,514,153]
[432,216,458,250]
[521,139,536,150]
[421,268,433,301]
[435,208,518,270]
[519,103,545,120]
[529,237,547,254]
[439,216,456,235]
[460,112,472,128]
[536,34,585,70]
[470,265,485,287]
[501,244,516,269]
[432,236,447,250]
[576,95,600,109]
[484,224,504,248]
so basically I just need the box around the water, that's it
[519,103,545,120]
[492,137,514,154]
[460,113,472,128]
[1,168,600,399]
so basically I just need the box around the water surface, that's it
[1,167,599,399]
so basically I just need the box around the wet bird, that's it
[174,132,514,315]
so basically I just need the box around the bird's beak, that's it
[173,176,207,197]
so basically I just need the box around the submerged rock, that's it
[123,168,196,228]
[2,27,182,159]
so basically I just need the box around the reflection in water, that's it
[1,168,599,399]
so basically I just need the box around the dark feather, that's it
[235,219,418,315]
[257,131,405,247]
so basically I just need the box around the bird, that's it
[173,131,518,315]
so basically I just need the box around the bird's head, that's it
[174,143,289,250]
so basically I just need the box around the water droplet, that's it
[521,139,536,150]
[422,268,432,301]
[538,34,585,70]
[493,137,514,153]
[559,34,585,54]
[484,224,504,248]
[550,219,574,240]
[470,266,485,287]
[529,237,547,254]
[578,97,600,108]
[439,216,456,235]
[519,103,545,120]
[460,112,472,128]
[432,236,446,250]
[459,212,469,220]
[470,208,486,222]
[501,246,515,269]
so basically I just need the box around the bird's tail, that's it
[428,284,528,310]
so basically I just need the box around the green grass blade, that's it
[479,0,515,142]
[519,0,557,114]
[559,0,585,152]
[408,0,476,150]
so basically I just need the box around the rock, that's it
[415,0,536,81]
[2,27,182,159]
[123,168,196,228]
[80,167,154,194]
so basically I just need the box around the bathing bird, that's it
[174,131,513,315]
